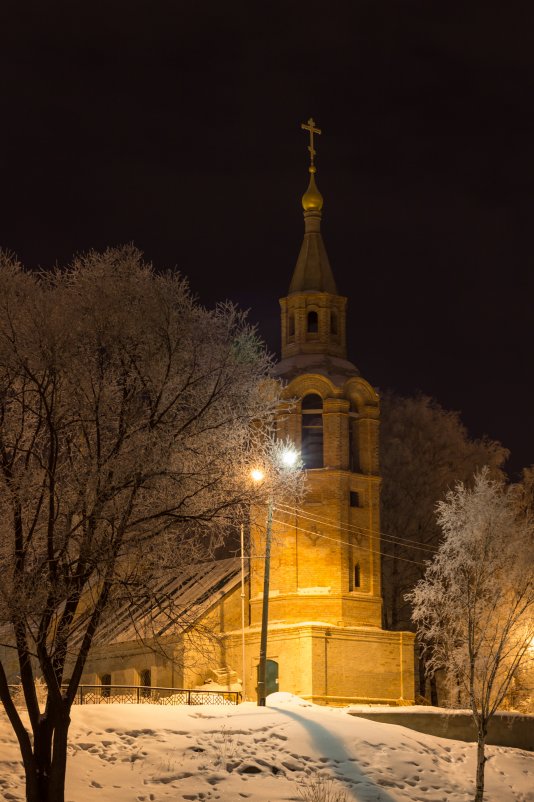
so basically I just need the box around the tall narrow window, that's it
[288,313,295,338]
[307,310,318,333]
[349,418,359,473]
[350,491,360,508]
[354,563,361,588]
[301,393,323,469]
[330,310,338,335]
[140,668,151,698]
[100,673,111,699]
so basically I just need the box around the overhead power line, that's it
[269,515,428,567]
[274,501,438,555]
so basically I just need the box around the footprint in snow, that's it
[206,773,227,785]
[125,729,156,737]
[377,778,400,788]
[237,765,262,775]
[281,760,301,772]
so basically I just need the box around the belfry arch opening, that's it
[307,310,318,334]
[301,393,323,468]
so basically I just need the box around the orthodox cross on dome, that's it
[301,117,322,170]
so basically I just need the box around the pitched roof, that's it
[289,219,338,295]
[93,558,243,646]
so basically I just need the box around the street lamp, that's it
[257,497,273,706]
[253,447,299,706]
[240,463,269,702]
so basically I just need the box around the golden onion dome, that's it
[302,167,324,211]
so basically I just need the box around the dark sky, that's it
[1,1,533,476]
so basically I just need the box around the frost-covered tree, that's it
[519,465,534,513]
[408,471,534,802]
[0,247,300,802]
[380,393,508,700]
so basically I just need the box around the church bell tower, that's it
[246,119,415,705]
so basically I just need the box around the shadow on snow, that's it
[270,704,400,802]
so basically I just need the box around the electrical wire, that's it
[274,501,438,555]
[275,499,437,552]
[278,507,437,554]
[269,515,427,567]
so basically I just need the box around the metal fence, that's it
[69,684,241,705]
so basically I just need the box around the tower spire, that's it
[300,117,324,212]
[288,118,335,294]
[278,119,354,372]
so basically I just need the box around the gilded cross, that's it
[301,117,322,167]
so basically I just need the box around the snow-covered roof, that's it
[93,557,243,646]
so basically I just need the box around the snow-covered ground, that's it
[0,692,532,802]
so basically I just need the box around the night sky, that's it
[1,1,533,476]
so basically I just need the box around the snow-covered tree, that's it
[0,247,301,802]
[380,392,508,701]
[408,470,534,802]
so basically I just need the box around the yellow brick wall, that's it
[250,372,383,630]
[222,623,415,704]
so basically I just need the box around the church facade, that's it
[79,124,415,705]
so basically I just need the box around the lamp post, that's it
[254,448,299,706]
[240,522,246,701]
[257,499,273,706]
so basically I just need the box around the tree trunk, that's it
[474,728,486,802]
[33,718,52,802]
[25,711,70,802]
[430,673,439,706]
[48,714,70,802]
[418,648,427,700]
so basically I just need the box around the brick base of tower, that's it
[223,621,415,705]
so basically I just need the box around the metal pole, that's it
[240,522,247,701]
[257,500,273,706]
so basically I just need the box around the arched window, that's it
[307,310,318,333]
[301,393,323,468]
[349,418,359,472]
[288,313,295,338]
[330,310,338,335]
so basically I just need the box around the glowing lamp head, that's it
[251,468,265,483]
[280,448,299,468]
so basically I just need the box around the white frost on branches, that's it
[0,246,304,802]
[408,469,534,802]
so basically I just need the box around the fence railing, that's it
[70,684,241,706]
